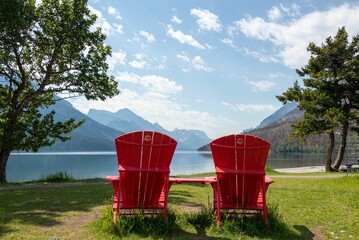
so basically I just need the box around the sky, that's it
[65,0,359,139]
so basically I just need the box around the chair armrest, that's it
[105,176,119,181]
[118,164,170,173]
[265,176,274,185]
[215,166,265,175]
[169,176,216,184]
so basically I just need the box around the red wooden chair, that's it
[209,134,274,224]
[105,131,177,223]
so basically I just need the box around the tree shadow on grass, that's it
[0,224,12,238]
[169,183,212,206]
[95,206,228,240]
[173,229,229,240]
[293,225,316,239]
[0,183,113,235]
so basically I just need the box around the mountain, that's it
[39,99,123,151]
[253,102,298,130]
[88,108,212,150]
[88,108,167,133]
[171,128,212,150]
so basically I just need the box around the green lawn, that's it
[0,173,358,239]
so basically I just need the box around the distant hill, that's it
[250,107,358,154]
[88,108,212,150]
[199,104,331,153]
[249,105,359,153]
[39,99,123,151]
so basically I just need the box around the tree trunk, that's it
[332,121,349,170]
[0,149,12,183]
[325,130,335,172]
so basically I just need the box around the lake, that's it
[7,151,327,182]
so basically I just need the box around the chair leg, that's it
[211,182,222,225]
[263,206,272,231]
[113,210,118,224]
[215,191,221,225]
[216,207,221,225]
[163,209,168,223]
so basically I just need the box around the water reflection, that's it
[7,151,327,182]
[267,152,326,168]
[7,153,118,182]
[170,151,214,176]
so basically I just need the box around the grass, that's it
[0,173,358,239]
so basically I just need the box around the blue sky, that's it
[66,0,359,139]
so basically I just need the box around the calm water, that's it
[7,151,326,182]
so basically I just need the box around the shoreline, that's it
[275,164,359,173]
[275,166,326,173]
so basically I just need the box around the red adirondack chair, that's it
[105,131,177,223]
[209,134,274,224]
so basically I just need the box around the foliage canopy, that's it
[0,0,118,182]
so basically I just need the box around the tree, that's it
[277,27,359,171]
[0,0,119,182]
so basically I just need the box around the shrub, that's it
[39,171,75,182]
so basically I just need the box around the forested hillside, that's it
[199,107,359,154]
[247,108,328,152]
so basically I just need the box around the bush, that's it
[98,206,177,238]
[38,171,75,182]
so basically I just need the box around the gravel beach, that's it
[275,166,326,173]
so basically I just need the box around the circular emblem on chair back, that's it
[236,138,244,145]
[144,135,152,142]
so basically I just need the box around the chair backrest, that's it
[115,131,177,207]
[210,134,270,209]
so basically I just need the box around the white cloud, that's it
[116,72,182,94]
[167,25,206,49]
[88,5,124,35]
[88,6,112,35]
[139,30,155,43]
[113,23,124,34]
[108,6,122,19]
[221,38,238,49]
[129,53,147,69]
[280,3,300,17]
[177,52,190,62]
[222,102,276,112]
[126,53,167,70]
[267,6,282,21]
[177,54,212,72]
[248,80,276,92]
[267,4,300,21]
[242,48,279,63]
[192,56,212,72]
[107,50,126,70]
[231,3,359,68]
[100,21,113,36]
[171,16,183,24]
[190,8,222,32]
[156,56,168,70]
[35,0,42,6]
